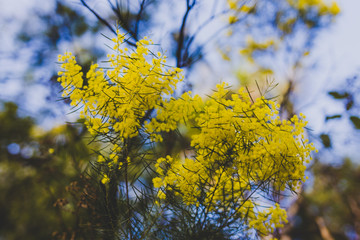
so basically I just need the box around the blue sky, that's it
[298,0,360,161]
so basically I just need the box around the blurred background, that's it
[0,0,359,239]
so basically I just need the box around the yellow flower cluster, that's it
[248,203,288,236]
[226,0,339,73]
[58,30,183,140]
[145,91,203,142]
[227,0,253,12]
[58,31,315,236]
[288,0,340,15]
[152,83,315,235]
[101,174,110,184]
[227,0,340,16]
[58,32,182,185]
[239,37,276,63]
[227,0,254,24]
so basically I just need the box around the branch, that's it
[183,9,229,61]
[80,0,116,34]
[107,0,138,42]
[135,0,147,38]
[80,0,136,47]
[315,216,335,240]
[176,0,196,67]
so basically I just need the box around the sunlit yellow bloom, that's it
[151,82,315,236]
[58,31,316,237]
[101,174,110,184]
[329,1,340,15]
[229,15,238,24]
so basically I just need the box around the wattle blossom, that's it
[58,31,316,237]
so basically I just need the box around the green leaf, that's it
[346,99,354,110]
[328,91,349,99]
[349,116,360,129]
[325,115,341,121]
[320,134,331,148]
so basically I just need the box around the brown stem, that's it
[124,141,132,240]
[315,216,335,240]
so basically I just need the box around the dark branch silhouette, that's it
[80,0,137,47]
